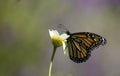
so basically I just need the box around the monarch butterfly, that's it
[65,31,107,63]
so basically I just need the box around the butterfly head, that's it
[66,31,71,35]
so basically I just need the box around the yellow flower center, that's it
[51,36,63,47]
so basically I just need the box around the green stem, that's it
[48,46,57,76]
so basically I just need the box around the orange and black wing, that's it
[66,32,106,63]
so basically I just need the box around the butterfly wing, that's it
[67,32,106,63]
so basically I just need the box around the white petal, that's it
[54,30,60,36]
[48,29,53,37]
[62,41,66,51]
[60,33,70,40]
[48,29,60,37]
[62,41,69,56]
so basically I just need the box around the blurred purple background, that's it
[0,0,120,76]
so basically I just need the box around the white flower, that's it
[48,29,69,50]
